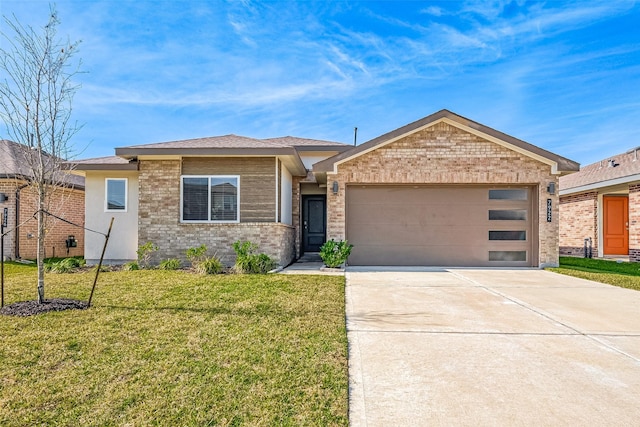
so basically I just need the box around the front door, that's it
[302,195,326,252]
[603,195,629,255]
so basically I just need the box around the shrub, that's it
[137,242,158,269]
[319,239,353,268]
[45,257,85,273]
[158,258,181,270]
[232,240,276,274]
[186,244,208,269]
[122,261,139,271]
[195,256,224,275]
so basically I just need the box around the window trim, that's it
[105,178,128,212]
[180,175,240,223]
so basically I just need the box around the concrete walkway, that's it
[346,267,640,426]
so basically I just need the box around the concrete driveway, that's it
[346,268,640,426]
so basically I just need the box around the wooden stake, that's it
[87,217,114,308]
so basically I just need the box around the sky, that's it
[0,0,639,166]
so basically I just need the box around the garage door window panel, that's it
[489,189,528,200]
[489,231,526,240]
[489,210,527,221]
[489,251,527,261]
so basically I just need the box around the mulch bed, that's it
[0,299,88,317]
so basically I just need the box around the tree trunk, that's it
[37,200,45,303]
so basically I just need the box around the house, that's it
[559,148,640,260]
[74,110,579,268]
[0,140,85,260]
[73,135,351,265]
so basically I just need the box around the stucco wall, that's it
[326,121,560,267]
[84,171,139,264]
[559,191,598,256]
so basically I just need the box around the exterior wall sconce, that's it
[0,193,8,202]
[547,182,555,195]
[332,181,339,194]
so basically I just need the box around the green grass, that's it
[548,256,640,291]
[0,262,348,426]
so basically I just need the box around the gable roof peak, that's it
[312,109,579,175]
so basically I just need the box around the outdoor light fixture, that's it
[0,193,7,202]
[332,181,339,194]
[547,182,556,195]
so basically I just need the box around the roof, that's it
[0,139,32,177]
[0,140,85,188]
[105,134,351,177]
[560,148,640,195]
[72,156,139,171]
[115,134,350,156]
[313,109,580,176]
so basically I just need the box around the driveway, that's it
[346,268,640,426]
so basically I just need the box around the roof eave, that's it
[115,147,297,158]
[560,173,640,196]
[71,162,139,171]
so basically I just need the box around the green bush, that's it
[44,257,85,273]
[195,256,224,275]
[319,239,353,268]
[232,240,276,274]
[122,261,139,271]
[158,258,181,270]
[186,244,208,268]
[136,242,158,269]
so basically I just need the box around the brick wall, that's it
[326,121,560,267]
[559,191,598,256]
[0,179,84,260]
[138,159,295,266]
[629,184,640,261]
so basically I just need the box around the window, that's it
[105,178,127,211]
[489,251,527,262]
[489,210,527,220]
[489,231,526,240]
[181,176,239,222]
[489,189,528,200]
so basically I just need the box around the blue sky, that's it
[1,0,639,166]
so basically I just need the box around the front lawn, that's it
[548,257,640,291]
[0,263,348,426]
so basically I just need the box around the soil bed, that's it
[0,299,88,317]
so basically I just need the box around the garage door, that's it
[346,185,535,267]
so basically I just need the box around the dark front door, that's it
[302,195,326,252]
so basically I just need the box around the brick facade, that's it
[137,159,295,267]
[325,121,560,267]
[0,179,84,260]
[559,191,598,256]
[629,184,640,262]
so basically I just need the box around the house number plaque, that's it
[546,199,552,222]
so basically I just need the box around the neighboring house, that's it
[74,110,579,268]
[0,140,85,260]
[560,149,640,260]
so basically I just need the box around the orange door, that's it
[603,196,629,255]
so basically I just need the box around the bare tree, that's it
[0,6,82,303]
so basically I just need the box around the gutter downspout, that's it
[15,183,29,259]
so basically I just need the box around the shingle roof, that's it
[124,134,290,150]
[262,136,350,147]
[0,140,84,188]
[0,139,32,177]
[560,148,640,193]
[72,156,138,171]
